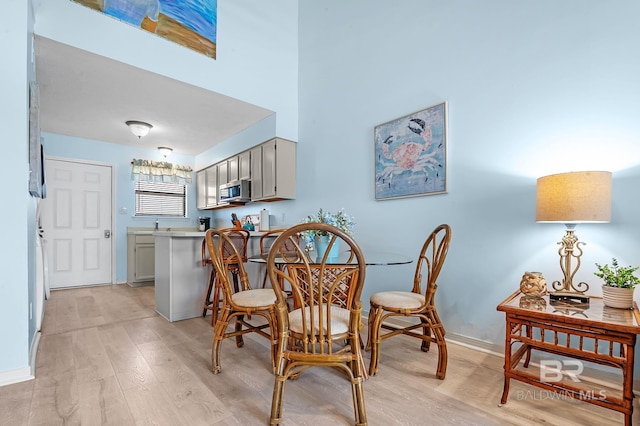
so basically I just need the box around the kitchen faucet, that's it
[155,219,159,231]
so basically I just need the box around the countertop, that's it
[128,226,295,238]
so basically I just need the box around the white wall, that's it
[295,0,640,362]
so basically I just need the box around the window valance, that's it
[131,159,193,185]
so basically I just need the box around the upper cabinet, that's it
[196,164,218,209]
[250,145,263,200]
[205,165,218,207]
[196,137,296,210]
[238,151,251,181]
[218,160,229,188]
[254,138,296,201]
[227,156,238,183]
[196,169,207,210]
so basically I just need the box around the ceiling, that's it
[35,36,274,156]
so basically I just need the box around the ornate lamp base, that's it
[549,291,590,304]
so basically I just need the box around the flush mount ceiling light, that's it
[158,147,173,158]
[126,120,153,139]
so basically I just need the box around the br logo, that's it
[540,360,583,383]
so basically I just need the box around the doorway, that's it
[41,157,114,288]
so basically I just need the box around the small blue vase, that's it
[315,235,339,261]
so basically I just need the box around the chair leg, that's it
[210,276,222,326]
[427,309,448,380]
[365,305,376,351]
[367,306,383,376]
[268,307,278,374]
[212,305,231,374]
[270,373,287,425]
[229,272,246,348]
[435,331,448,380]
[351,375,368,426]
[202,268,216,317]
[420,317,432,352]
[235,313,245,348]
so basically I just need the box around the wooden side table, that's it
[497,291,640,425]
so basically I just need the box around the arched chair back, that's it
[367,224,451,379]
[266,222,367,425]
[202,228,250,325]
[258,228,301,288]
[204,229,277,374]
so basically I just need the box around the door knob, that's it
[104,230,111,238]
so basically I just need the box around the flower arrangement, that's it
[594,258,640,289]
[300,208,356,244]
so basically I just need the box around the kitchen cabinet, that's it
[253,137,296,201]
[127,234,155,286]
[196,138,296,209]
[196,169,207,209]
[250,146,263,200]
[227,156,239,182]
[197,166,218,209]
[239,151,251,181]
[218,160,229,188]
[205,165,218,207]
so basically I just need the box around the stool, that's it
[202,228,250,325]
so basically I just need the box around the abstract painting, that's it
[71,0,217,59]
[374,102,447,200]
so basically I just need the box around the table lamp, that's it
[535,171,612,302]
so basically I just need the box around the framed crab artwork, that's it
[374,102,448,200]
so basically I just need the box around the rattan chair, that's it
[267,223,368,425]
[258,229,295,288]
[202,228,250,326]
[204,229,278,374]
[366,224,451,379]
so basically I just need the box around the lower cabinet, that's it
[127,234,155,286]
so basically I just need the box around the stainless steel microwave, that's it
[219,179,251,202]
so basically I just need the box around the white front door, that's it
[42,158,113,288]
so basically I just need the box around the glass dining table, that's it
[248,250,413,266]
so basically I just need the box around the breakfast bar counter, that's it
[154,232,209,322]
[153,229,275,322]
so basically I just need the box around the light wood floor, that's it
[1,284,636,425]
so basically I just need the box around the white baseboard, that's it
[0,331,39,387]
[367,315,640,396]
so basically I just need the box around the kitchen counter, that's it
[153,227,292,322]
[153,228,291,238]
[154,233,208,322]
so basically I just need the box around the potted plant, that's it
[594,258,640,309]
[301,208,355,259]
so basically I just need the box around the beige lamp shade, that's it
[536,171,612,223]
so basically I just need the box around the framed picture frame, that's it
[374,102,447,200]
[29,81,44,198]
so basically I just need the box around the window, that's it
[135,181,186,217]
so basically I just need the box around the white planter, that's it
[601,285,635,309]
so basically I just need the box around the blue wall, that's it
[295,0,640,361]
[0,0,35,381]
[4,0,640,384]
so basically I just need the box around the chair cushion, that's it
[288,305,350,335]
[231,288,276,307]
[370,291,425,309]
